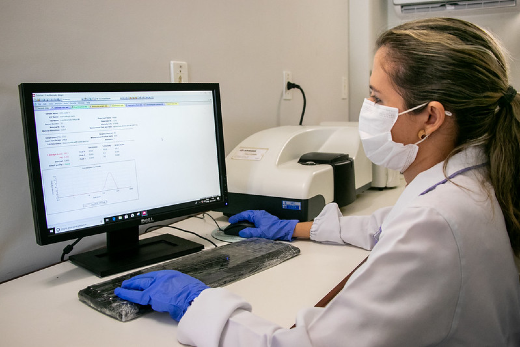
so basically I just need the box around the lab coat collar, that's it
[439,145,487,178]
[403,146,487,200]
[378,146,488,239]
[410,145,487,198]
[420,147,488,196]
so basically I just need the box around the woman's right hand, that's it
[228,210,299,241]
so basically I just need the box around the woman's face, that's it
[369,47,425,146]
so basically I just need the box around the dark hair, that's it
[376,17,520,254]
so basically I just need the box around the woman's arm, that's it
[293,221,312,239]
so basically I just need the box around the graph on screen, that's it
[43,160,139,215]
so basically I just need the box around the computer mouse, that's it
[222,221,255,236]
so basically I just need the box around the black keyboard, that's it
[78,238,300,322]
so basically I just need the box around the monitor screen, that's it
[19,83,228,277]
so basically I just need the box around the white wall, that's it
[348,0,388,120]
[0,0,350,282]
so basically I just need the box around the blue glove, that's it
[228,210,298,241]
[114,270,208,321]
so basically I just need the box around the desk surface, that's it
[0,181,404,347]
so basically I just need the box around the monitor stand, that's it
[69,226,204,277]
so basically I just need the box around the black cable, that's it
[163,225,218,247]
[287,81,307,125]
[201,212,225,231]
[183,212,225,232]
[144,222,218,248]
[60,237,83,262]
[199,212,233,244]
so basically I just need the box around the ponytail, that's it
[487,90,520,254]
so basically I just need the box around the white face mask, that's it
[358,98,429,173]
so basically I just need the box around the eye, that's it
[369,94,382,104]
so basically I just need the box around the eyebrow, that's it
[369,85,381,93]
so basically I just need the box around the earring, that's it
[418,130,427,140]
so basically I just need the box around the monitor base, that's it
[69,234,204,277]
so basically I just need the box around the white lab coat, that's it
[178,146,520,346]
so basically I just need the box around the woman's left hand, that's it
[114,270,209,321]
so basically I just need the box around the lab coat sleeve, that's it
[178,287,319,347]
[177,288,253,347]
[310,203,392,250]
[178,205,461,347]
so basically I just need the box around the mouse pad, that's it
[78,238,300,322]
[211,228,244,243]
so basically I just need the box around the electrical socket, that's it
[170,61,189,83]
[283,71,292,100]
[342,76,348,100]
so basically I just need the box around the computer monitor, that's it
[19,83,228,277]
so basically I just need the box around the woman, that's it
[115,18,520,346]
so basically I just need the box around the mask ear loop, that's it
[399,102,453,117]
[398,102,428,116]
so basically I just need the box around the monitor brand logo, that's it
[140,217,154,224]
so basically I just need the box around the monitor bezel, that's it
[19,82,228,246]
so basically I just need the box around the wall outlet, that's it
[342,76,348,100]
[170,61,189,83]
[283,70,292,100]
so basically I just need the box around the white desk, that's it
[0,181,404,347]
